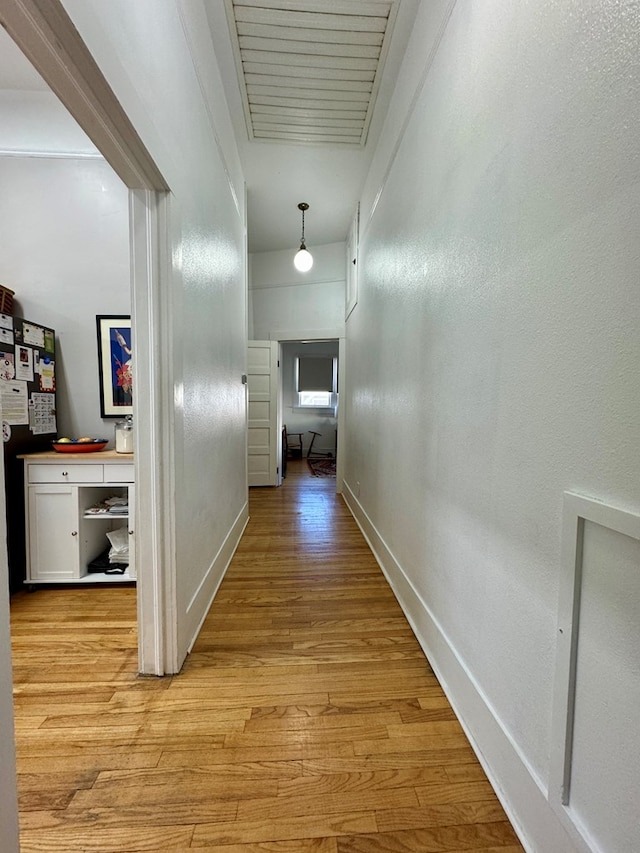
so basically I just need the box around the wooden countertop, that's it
[18,450,133,461]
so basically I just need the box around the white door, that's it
[247,341,279,487]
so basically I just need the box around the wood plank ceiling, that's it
[225,0,398,145]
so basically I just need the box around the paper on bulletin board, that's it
[0,380,28,425]
[0,327,14,347]
[15,345,34,382]
[0,351,15,381]
[43,329,55,353]
[22,323,45,348]
[0,314,12,331]
[39,359,55,391]
[30,392,56,434]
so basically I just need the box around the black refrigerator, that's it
[1,313,57,593]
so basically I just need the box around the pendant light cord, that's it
[297,201,309,250]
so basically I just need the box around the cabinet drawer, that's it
[27,464,104,484]
[103,463,134,483]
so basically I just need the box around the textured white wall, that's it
[62,0,248,660]
[250,242,346,340]
[0,156,130,442]
[346,1,640,850]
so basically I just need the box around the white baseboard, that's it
[185,501,249,655]
[341,480,583,853]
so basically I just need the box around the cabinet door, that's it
[126,484,136,579]
[27,485,80,581]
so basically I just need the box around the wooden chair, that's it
[283,425,303,459]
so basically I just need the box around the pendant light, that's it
[293,202,313,272]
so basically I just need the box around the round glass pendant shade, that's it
[294,247,313,272]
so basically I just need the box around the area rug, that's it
[308,457,336,477]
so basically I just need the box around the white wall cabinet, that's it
[20,451,135,585]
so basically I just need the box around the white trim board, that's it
[549,491,640,853]
[268,328,344,342]
[186,501,249,655]
[341,479,583,853]
[130,189,176,675]
[0,149,103,159]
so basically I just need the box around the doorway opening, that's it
[280,339,339,466]
[247,335,345,493]
[277,333,346,494]
[0,14,172,681]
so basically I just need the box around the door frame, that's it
[0,0,174,675]
[268,328,345,494]
[129,190,177,675]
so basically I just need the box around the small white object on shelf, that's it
[115,416,134,454]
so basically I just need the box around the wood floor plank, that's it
[249,697,425,719]
[223,722,390,748]
[301,752,479,774]
[243,710,404,732]
[18,801,237,831]
[277,767,451,797]
[16,749,163,774]
[191,811,378,847]
[157,741,356,767]
[353,734,472,754]
[234,787,419,823]
[18,825,195,852]
[11,459,523,852]
[337,821,521,851]
[211,839,338,853]
[375,801,509,833]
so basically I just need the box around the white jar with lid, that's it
[115,416,133,453]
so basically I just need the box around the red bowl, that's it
[52,441,108,453]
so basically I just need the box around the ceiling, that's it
[224,0,397,146]
[0,0,420,253]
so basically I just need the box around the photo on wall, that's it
[96,315,132,418]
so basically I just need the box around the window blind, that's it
[297,357,334,392]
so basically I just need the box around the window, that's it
[296,356,338,410]
[298,390,333,407]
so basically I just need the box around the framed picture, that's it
[96,315,133,418]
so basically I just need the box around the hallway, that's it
[11,461,523,852]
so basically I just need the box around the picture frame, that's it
[96,315,133,418]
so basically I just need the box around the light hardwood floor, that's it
[10,459,524,852]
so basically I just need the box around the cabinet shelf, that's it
[20,452,135,586]
[27,572,134,586]
[82,512,129,520]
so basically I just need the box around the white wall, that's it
[0,155,130,442]
[250,242,345,340]
[61,0,248,664]
[344,2,640,852]
[0,90,99,157]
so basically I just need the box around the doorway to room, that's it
[248,335,345,493]
[0,14,172,677]
[280,338,339,467]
